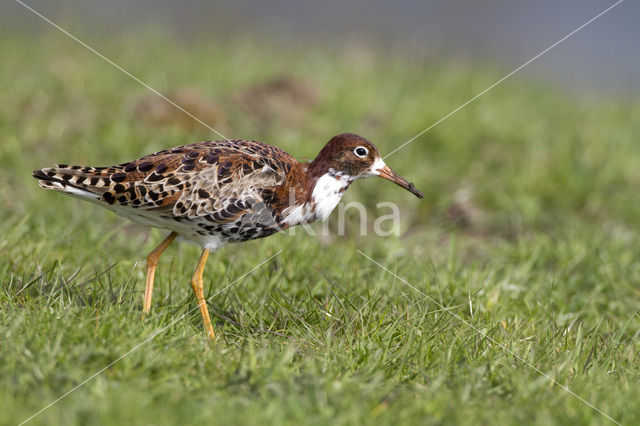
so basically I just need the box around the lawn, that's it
[1,32,639,425]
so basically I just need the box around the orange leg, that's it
[143,232,177,314]
[191,249,215,340]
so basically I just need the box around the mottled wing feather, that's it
[35,140,294,228]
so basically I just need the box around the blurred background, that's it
[3,0,639,94]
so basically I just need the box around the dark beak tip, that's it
[408,182,424,199]
[376,165,423,199]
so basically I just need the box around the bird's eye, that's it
[354,147,368,158]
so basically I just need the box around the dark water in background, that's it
[4,0,639,95]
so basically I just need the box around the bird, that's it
[33,133,423,339]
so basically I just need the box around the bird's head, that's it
[308,133,424,198]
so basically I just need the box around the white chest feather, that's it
[311,173,350,220]
[282,172,350,226]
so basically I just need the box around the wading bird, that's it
[33,133,423,339]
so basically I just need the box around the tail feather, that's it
[32,166,113,201]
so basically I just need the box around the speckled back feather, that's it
[34,140,308,244]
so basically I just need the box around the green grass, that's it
[1,32,640,425]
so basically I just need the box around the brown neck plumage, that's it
[305,147,337,200]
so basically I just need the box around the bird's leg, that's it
[191,249,215,340]
[143,232,177,314]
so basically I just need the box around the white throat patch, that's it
[311,172,351,220]
[282,171,351,226]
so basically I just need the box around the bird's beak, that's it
[372,158,424,199]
